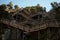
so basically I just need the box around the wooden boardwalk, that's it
[0,9,60,33]
[0,18,60,33]
[0,19,47,33]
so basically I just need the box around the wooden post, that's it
[54,19,59,27]
[38,31,40,40]
[2,28,12,40]
[0,29,2,40]
[22,25,25,40]
[0,24,2,40]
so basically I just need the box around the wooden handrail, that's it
[0,19,60,33]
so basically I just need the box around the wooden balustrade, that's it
[0,18,60,33]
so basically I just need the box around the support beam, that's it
[38,31,40,40]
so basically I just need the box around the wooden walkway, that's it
[0,9,60,33]
[0,19,48,33]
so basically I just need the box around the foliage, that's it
[51,2,60,19]
[14,5,19,10]
[7,2,13,9]
[44,7,46,12]
[25,6,31,11]
[0,4,7,11]
[51,2,60,9]
[30,6,37,14]
[36,4,44,12]
[36,4,40,8]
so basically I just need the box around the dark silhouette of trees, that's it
[36,4,44,12]
[44,7,46,12]
[0,3,46,20]
[7,2,13,9]
[0,4,7,19]
[0,4,11,19]
[0,4,7,11]
[14,5,19,11]
[50,2,60,19]
[30,6,37,14]
[51,2,60,9]
[36,4,40,8]
[25,7,31,11]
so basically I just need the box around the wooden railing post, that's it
[38,31,40,40]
